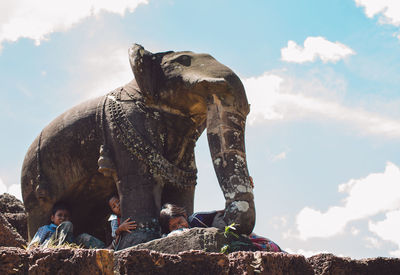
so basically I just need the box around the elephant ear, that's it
[129,44,173,102]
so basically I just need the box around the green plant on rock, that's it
[224,223,239,239]
[220,223,257,254]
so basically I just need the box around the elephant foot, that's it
[117,230,160,250]
[117,218,161,250]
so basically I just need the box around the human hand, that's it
[117,218,137,233]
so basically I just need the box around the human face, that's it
[51,209,70,226]
[109,197,121,216]
[168,216,189,232]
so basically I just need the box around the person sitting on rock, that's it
[28,202,105,249]
[159,202,284,252]
[159,203,190,237]
[108,194,137,249]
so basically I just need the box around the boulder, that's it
[3,213,28,240]
[131,228,226,253]
[1,246,400,274]
[308,253,400,275]
[115,249,229,274]
[0,193,28,240]
[0,247,113,274]
[130,227,255,254]
[228,251,313,275]
[0,193,25,213]
[0,212,26,248]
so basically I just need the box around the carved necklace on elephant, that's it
[105,87,197,189]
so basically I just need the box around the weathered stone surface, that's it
[4,213,28,241]
[0,193,25,213]
[0,247,114,275]
[0,212,26,248]
[228,251,313,275]
[1,246,400,274]
[115,249,229,275]
[308,253,400,275]
[131,227,227,253]
[0,193,28,241]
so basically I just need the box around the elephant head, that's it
[127,44,255,235]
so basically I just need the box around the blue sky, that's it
[1,0,400,258]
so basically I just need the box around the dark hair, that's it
[108,193,119,203]
[51,201,70,216]
[159,203,187,234]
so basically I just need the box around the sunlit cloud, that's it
[67,45,133,102]
[0,0,148,52]
[284,248,330,257]
[244,72,400,138]
[364,236,382,249]
[0,177,6,194]
[292,162,400,242]
[351,226,360,236]
[0,177,22,201]
[369,209,400,257]
[281,36,355,63]
[271,216,288,230]
[355,0,400,26]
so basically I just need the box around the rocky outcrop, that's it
[0,193,25,213]
[113,249,312,274]
[2,247,399,275]
[0,212,27,248]
[227,251,313,274]
[114,249,229,274]
[0,193,28,240]
[0,247,113,274]
[309,253,400,275]
[131,227,254,254]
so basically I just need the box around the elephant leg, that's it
[116,173,162,250]
[161,185,195,216]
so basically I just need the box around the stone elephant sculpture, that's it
[21,44,255,250]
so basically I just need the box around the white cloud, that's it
[244,72,400,138]
[70,46,133,101]
[294,162,400,240]
[355,0,400,26]
[0,177,22,201]
[369,209,400,256]
[364,236,382,249]
[272,151,287,162]
[0,177,6,194]
[281,37,355,63]
[284,248,330,257]
[351,226,360,236]
[271,216,288,230]
[244,73,285,121]
[7,184,22,201]
[0,0,148,51]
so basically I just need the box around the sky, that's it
[1,0,400,259]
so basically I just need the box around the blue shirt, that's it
[108,214,119,238]
[29,223,57,247]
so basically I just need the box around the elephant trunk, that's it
[206,89,255,235]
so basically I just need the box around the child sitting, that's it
[28,202,105,249]
[159,203,190,237]
[108,194,137,249]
